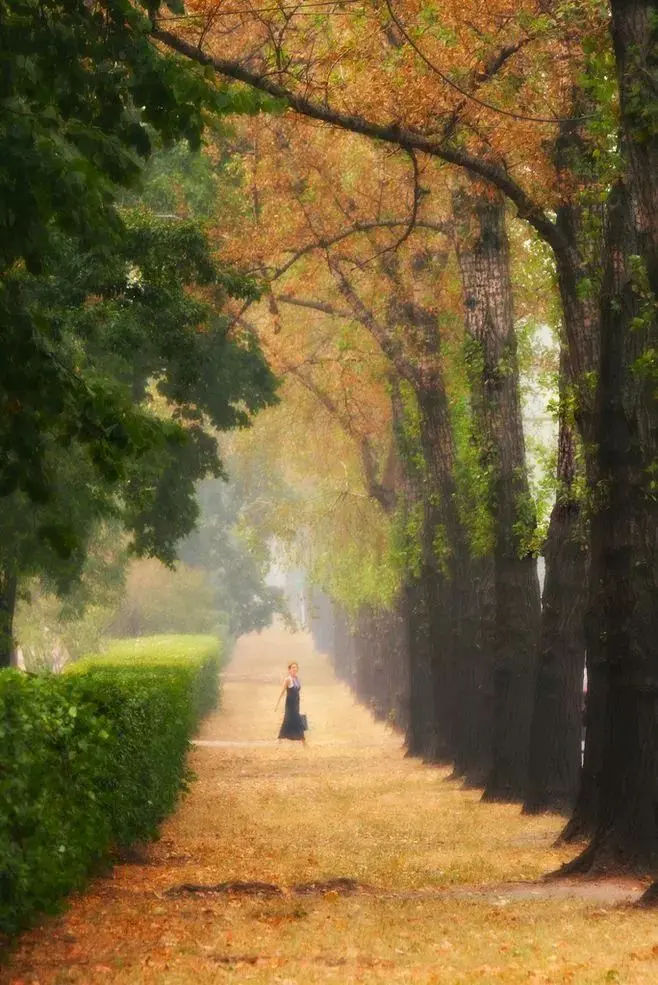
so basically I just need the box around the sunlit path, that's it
[3,629,656,985]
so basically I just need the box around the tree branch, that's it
[328,260,420,384]
[152,27,565,254]
[260,218,451,281]
[275,294,353,318]
[284,360,396,512]
[231,217,451,329]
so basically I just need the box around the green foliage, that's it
[0,634,222,937]
[0,0,276,509]
[442,338,495,557]
[0,184,277,660]
[133,140,246,220]
[308,534,400,616]
[74,634,222,719]
[178,477,287,636]
[390,499,424,580]
[0,0,266,275]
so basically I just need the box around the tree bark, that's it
[611,0,658,302]
[548,96,606,838]
[451,555,495,786]
[562,180,658,874]
[414,381,467,763]
[562,0,658,871]
[525,357,587,814]
[454,187,541,801]
[332,604,357,691]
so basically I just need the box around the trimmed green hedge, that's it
[0,635,222,937]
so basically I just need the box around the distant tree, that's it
[179,478,286,638]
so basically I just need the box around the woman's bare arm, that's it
[275,676,290,711]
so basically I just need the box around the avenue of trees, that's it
[154,0,657,882]
[1,0,657,898]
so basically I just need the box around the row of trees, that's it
[153,0,658,883]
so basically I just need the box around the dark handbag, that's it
[300,713,308,730]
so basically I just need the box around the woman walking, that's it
[275,661,307,742]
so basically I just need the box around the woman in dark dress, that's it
[275,662,306,742]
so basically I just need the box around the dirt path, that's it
[3,628,657,985]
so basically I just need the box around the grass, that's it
[3,627,657,985]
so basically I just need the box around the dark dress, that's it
[278,678,306,740]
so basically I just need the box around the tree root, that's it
[167,877,368,898]
[167,881,283,897]
[294,877,365,895]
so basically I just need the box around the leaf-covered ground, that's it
[3,628,658,985]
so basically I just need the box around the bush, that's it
[0,635,223,938]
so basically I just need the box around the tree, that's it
[178,476,287,638]
[1,0,267,495]
[0,206,277,666]
[561,0,658,879]
[453,186,541,800]
[524,349,587,814]
[107,557,221,638]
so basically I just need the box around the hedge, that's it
[0,634,223,937]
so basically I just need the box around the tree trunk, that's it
[562,0,658,871]
[415,382,468,763]
[563,180,658,874]
[332,605,357,691]
[611,0,658,302]
[454,187,541,801]
[549,99,605,838]
[401,573,438,757]
[525,363,587,814]
[452,555,495,786]
[390,374,444,759]
[376,599,410,731]
[308,588,336,657]
[0,567,18,669]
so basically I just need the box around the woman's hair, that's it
[288,662,298,671]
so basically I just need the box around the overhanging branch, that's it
[152,27,565,255]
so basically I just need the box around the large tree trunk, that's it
[563,179,658,875]
[525,361,587,815]
[549,100,605,838]
[611,0,658,302]
[390,380,441,758]
[454,187,541,801]
[401,573,438,757]
[0,567,18,669]
[565,0,658,875]
[452,555,495,786]
[414,381,469,763]
[400,286,491,774]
